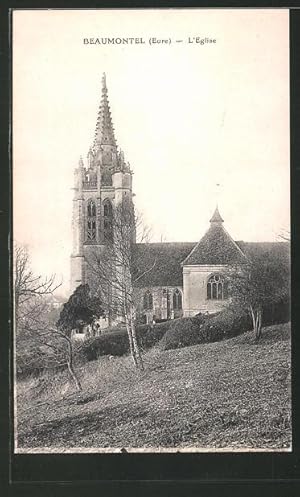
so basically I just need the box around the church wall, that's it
[112,171,132,205]
[135,286,184,323]
[183,264,228,317]
[81,187,115,244]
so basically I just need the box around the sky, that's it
[13,9,290,296]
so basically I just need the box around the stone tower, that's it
[70,74,134,293]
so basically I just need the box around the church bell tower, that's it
[70,74,134,293]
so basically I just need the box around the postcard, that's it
[13,8,291,453]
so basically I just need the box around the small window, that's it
[86,200,96,240]
[173,288,182,310]
[104,201,112,217]
[87,200,96,217]
[143,290,153,310]
[103,199,113,242]
[87,220,96,240]
[207,274,228,300]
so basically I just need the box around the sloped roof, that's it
[236,241,290,261]
[132,240,289,288]
[133,242,195,287]
[182,224,247,266]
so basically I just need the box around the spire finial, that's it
[210,205,224,224]
[209,183,224,223]
[79,156,84,168]
[215,182,221,202]
[102,72,107,91]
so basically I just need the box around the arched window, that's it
[87,200,96,217]
[173,288,182,310]
[143,290,153,310]
[103,199,113,242]
[207,274,228,300]
[86,199,96,241]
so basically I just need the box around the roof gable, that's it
[132,240,289,288]
[182,224,247,266]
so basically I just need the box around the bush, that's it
[16,351,67,380]
[16,357,46,379]
[81,320,172,361]
[206,308,252,338]
[81,329,129,361]
[137,320,172,350]
[159,309,252,351]
[159,315,205,350]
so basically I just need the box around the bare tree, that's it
[86,202,156,370]
[14,243,61,331]
[17,316,83,392]
[227,248,290,340]
[278,229,290,242]
[13,244,84,391]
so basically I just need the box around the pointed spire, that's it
[79,156,84,168]
[93,73,116,148]
[210,205,224,224]
[87,147,94,167]
[102,72,107,90]
[119,149,125,164]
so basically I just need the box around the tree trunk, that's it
[250,305,262,341]
[66,338,82,391]
[256,308,262,340]
[124,304,138,368]
[129,307,144,371]
[250,305,256,336]
[67,360,82,392]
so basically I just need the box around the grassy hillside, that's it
[16,323,291,451]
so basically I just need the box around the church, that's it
[70,74,286,326]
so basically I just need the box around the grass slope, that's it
[16,323,291,451]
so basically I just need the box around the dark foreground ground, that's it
[16,323,291,451]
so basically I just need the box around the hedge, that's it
[76,299,291,360]
[159,309,252,351]
[81,320,172,361]
[159,299,290,351]
[18,299,290,375]
[81,329,129,360]
[137,320,173,350]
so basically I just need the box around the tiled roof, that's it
[133,242,195,287]
[236,241,290,261]
[210,206,224,223]
[132,239,289,288]
[182,224,247,266]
